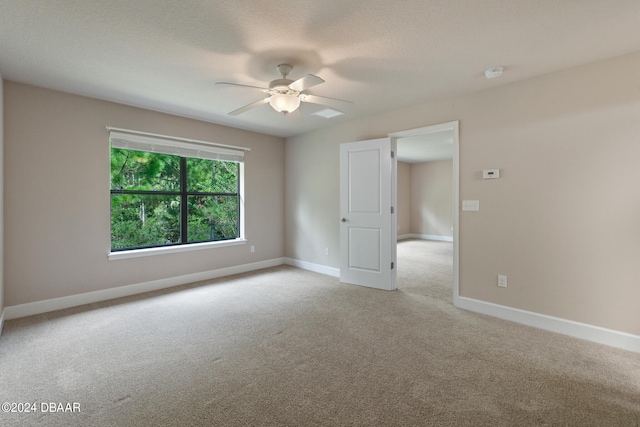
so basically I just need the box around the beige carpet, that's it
[1,239,639,426]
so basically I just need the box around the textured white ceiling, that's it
[1,1,639,138]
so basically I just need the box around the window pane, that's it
[187,158,238,193]
[110,148,181,192]
[111,194,181,249]
[188,195,239,242]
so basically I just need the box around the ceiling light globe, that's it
[269,94,301,114]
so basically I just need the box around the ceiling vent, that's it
[312,108,345,119]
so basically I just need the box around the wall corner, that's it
[0,73,4,338]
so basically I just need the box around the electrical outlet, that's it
[325,247,329,255]
[250,245,255,253]
[498,275,507,288]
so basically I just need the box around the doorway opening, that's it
[396,238,453,303]
[389,121,460,305]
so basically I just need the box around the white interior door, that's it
[340,137,397,290]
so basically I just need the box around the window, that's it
[109,130,245,252]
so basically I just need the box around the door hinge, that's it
[391,262,394,270]
[391,151,395,159]
[391,206,394,214]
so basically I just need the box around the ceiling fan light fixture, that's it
[269,93,301,114]
[220,63,352,117]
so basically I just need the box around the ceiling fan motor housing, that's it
[269,78,296,94]
[269,64,298,94]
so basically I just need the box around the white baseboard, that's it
[4,258,285,320]
[4,257,339,320]
[398,234,453,242]
[284,257,340,277]
[4,258,638,354]
[457,296,640,354]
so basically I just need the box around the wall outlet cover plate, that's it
[462,200,480,211]
[483,169,500,179]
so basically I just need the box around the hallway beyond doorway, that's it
[397,238,453,303]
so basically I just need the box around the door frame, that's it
[388,120,460,306]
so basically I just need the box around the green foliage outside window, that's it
[110,148,240,250]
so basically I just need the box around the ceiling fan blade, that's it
[228,97,270,116]
[216,82,269,92]
[300,94,353,111]
[288,74,325,92]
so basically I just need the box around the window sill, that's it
[108,238,247,261]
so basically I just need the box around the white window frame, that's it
[107,128,248,260]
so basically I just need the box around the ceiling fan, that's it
[217,64,352,116]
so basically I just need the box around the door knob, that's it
[341,218,348,222]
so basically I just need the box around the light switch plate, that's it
[483,169,500,179]
[462,200,480,211]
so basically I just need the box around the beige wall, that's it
[0,73,4,325]
[286,51,640,336]
[396,161,411,236]
[410,160,453,237]
[4,82,285,306]
[397,160,453,238]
